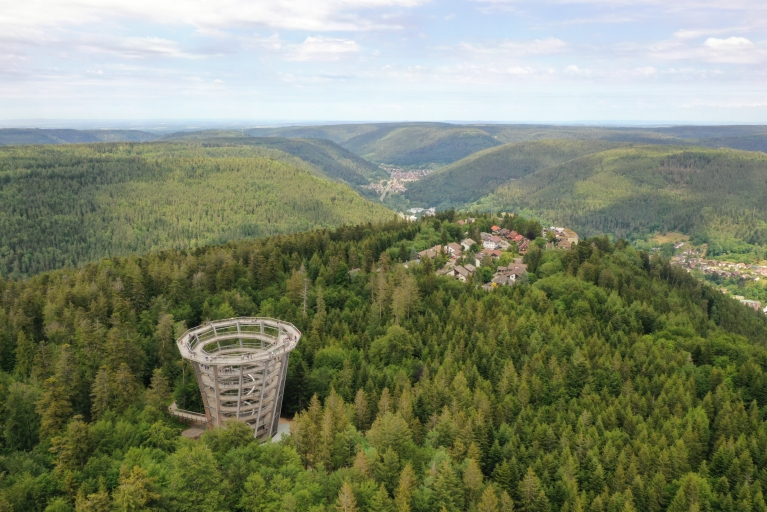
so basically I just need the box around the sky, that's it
[1,0,766,124]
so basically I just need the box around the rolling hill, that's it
[245,122,767,168]
[471,145,767,240]
[404,139,628,209]
[0,141,393,277]
[0,128,157,145]
[159,136,388,186]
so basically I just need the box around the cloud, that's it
[646,35,766,65]
[564,64,588,74]
[288,36,362,61]
[507,66,533,75]
[0,0,428,35]
[634,66,656,75]
[704,36,753,49]
[458,38,568,56]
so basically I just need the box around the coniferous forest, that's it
[2,214,767,511]
[0,142,392,278]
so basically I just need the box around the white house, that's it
[461,238,476,251]
[483,235,502,250]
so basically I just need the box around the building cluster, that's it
[416,238,528,288]
[407,207,437,216]
[670,254,767,315]
[412,219,577,288]
[364,164,434,196]
[672,255,767,281]
[389,168,432,182]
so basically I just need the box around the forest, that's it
[470,146,767,243]
[403,140,626,210]
[2,214,767,511]
[0,142,392,278]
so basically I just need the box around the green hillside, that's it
[473,145,767,241]
[0,142,393,277]
[342,124,501,166]
[2,216,767,511]
[247,123,383,144]
[160,136,387,186]
[0,128,157,145]
[404,140,627,209]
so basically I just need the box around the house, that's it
[461,238,477,251]
[483,236,502,250]
[417,245,442,260]
[508,262,528,277]
[464,263,476,274]
[518,240,529,253]
[499,228,510,237]
[560,229,579,249]
[740,299,762,312]
[491,274,515,287]
[453,265,472,282]
[457,220,465,226]
[476,249,502,267]
[447,242,463,259]
[491,225,501,233]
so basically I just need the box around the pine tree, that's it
[395,463,416,512]
[463,458,484,507]
[354,388,370,431]
[145,367,172,411]
[477,486,500,512]
[375,447,402,494]
[13,330,35,379]
[113,363,140,411]
[37,376,73,439]
[518,467,550,512]
[432,459,462,512]
[90,366,113,419]
[335,481,359,512]
[75,484,110,512]
[51,415,92,475]
[112,465,161,512]
[3,382,40,451]
[154,313,176,366]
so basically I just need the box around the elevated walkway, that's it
[168,402,207,424]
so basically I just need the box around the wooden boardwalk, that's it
[168,402,207,424]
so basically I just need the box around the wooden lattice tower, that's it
[175,317,300,440]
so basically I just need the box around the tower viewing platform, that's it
[174,317,301,440]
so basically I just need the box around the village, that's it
[671,250,767,314]
[362,164,434,196]
[415,220,579,289]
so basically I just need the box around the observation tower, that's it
[175,317,301,440]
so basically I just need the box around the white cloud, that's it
[0,0,427,35]
[564,64,587,74]
[507,66,533,75]
[704,36,753,49]
[634,66,656,75]
[66,35,217,59]
[646,35,766,65]
[288,36,362,61]
[459,38,567,56]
